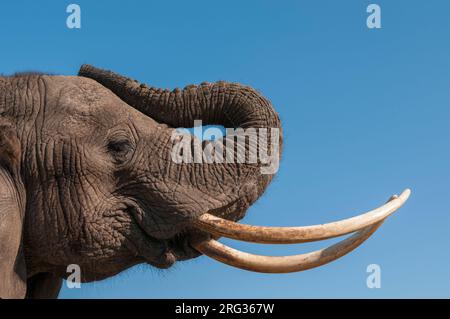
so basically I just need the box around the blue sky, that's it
[1,1,449,298]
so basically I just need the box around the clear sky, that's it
[1,0,449,298]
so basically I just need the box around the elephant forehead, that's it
[44,76,133,135]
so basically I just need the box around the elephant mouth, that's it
[125,204,205,269]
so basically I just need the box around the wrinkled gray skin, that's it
[0,65,282,298]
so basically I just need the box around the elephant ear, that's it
[0,120,27,298]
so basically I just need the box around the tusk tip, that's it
[401,188,412,199]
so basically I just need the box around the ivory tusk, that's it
[194,189,410,244]
[191,221,383,273]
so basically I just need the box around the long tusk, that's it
[194,189,410,244]
[191,221,383,273]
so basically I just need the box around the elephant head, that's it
[0,66,410,298]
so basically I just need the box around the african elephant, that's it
[0,65,410,298]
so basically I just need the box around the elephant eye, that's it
[107,139,134,163]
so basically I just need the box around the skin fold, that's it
[0,66,282,298]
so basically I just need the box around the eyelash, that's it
[107,139,134,162]
[108,140,131,153]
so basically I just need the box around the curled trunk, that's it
[79,65,283,220]
[79,65,281,130]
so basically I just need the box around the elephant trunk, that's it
[78,65,281,129]
[79,65,283,220]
